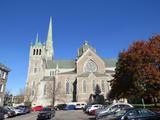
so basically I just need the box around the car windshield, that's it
[42,108,51,111]
[104,104,112,110]
[114,109,127,116]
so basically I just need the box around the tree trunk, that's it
[153,97,157,107]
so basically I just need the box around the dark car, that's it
[55,104,67,110]
[37,107,55,120]
[0,108,4,120]
[0,107,15,119]
[0,113,4,120]
[101,108,160,120]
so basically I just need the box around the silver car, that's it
[95,103,133,120]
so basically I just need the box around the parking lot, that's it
[6,110,95,120]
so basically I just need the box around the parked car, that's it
[75,103,86,110]
[86,104,103,115]
[55,104,67,110]
[64,105,75,110]
[0,112,3,120]
[37,107,55,120]
[32,106,43,111]
[99,108,160,120]
[5,106,21,115]
[16,105,30,114]
[0,107,15,118]
[14,107,25,115]
[83,104,92,112]
[95,103,133,120]
[0,108,4,120]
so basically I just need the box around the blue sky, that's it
[0,0,160,95]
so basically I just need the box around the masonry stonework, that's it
[25,18,116,107]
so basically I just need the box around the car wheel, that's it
[4,114,8,119]
[49,115,52,119]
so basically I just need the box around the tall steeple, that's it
[46,17,54,59]
[35,33,39,45]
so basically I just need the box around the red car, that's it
[89,109,96,115]
[32,106,43,111]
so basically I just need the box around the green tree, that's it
[95,84,101,95]
[108,35,160,106]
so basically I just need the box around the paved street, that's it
[6,110,95,120]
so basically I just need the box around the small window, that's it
[66,81,70,94]
[44,85,47,95]
[50,71,54,76]
[33,49,36,55]
[34,68,37,73]
[36,49,38,55]
[93,80,96,91]
[39,49,41,55]
[31,90,34,96]
[31,81,35,96]
[83,80,87,93]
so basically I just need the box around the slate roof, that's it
[46,58,117,69]
[77,72,109,77]
[46,60,75,69]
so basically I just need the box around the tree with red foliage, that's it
[108,35,160,106]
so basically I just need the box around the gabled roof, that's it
[46,60,75,69]
[46,58,117,69]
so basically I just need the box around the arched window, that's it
[36,49,38,55]
[66,81,70,94]
[33,49,36,55]
[31,81,35,96]
[101,80,105,92]
[39,49,41,55]
[83,80,87,93]
[34,68,37,73]
[44,84,47,95]
[106,81,110,92]
[93,80,96,91]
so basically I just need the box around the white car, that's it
[95,103,133,120]
[86,104,103,114]
[75,103,86,110]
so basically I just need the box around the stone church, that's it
[25,17,116,107]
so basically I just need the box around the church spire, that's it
[46,17,54,59]
[35,33,39,45]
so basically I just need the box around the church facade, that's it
[25,18,116,107]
